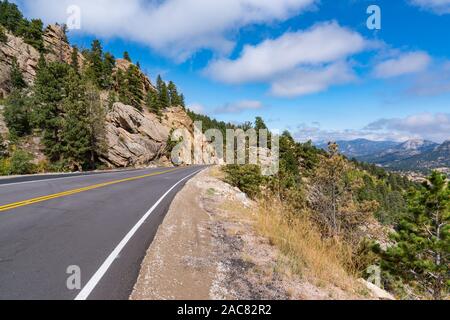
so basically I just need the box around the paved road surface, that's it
[0,166,204,300]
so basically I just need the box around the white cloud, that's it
[410,0,450,14]
[17,0,317,60]
[407,61,450,96]
[214,100,263,114]
[270,62,356,97]
[365,113,450,143]
[187,103,206,114]
[373,51,431,79]
[205,22,367,84]
[294,123,414,143]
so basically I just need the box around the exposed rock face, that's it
[0,105,8,137]
[115,58,156,96]
[0,31,40,98]
[101,103,221,168]
[43,24,85,67]
[0,24,85,98]
[102,102,170,167]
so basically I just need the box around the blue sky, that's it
[14,0,450,142]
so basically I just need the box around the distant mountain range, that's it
[317,139,450,173]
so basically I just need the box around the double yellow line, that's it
[0,168,180,213]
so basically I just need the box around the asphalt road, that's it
[0,166,204,300]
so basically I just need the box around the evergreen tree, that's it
[0,0,24,34]
[146,90,161,116]
[20,19,44,52]
[179,93,185,108]
[123,51,131,62]
[86,39,104,87]
[61,69,91,171]
[84,83,106,167]
[10,57,26,90]
[168,81,182,106]
[0,25,7,43]
[102,52,116,89]
[32,61,71,161]
[156,75,169,109]
[3,89,32,136]
[70,45,80,73]
[125,65,143,110]
[379,172,449,299]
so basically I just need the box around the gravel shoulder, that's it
[130,167,366,300]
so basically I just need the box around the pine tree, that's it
[3,89,32,136]
[86,39,104,87]
[179,93,186,108]
[61,69,91,171]
[0,0,24,34]
[102,52,116,89]
[146,90,161,116]
[10,57,26,90]
[168,81,182,106]
[156,75,169,109]
[84,83,106,167]
[70,45,80,73]
[32,61,71,162]
[123,51,131,62]
[0,25,7,43]
[379,172,449,299]
[125,65,143,110]
[21,19,44,52]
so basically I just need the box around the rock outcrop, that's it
[0,105,8,137]
[101,103,222,168]
[43,24,85,67]
[102,102,170,167]
[0,30,40,98]
[0,24,85,98]
[115,58,156,96]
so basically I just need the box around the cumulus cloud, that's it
[214,100,263,114]
[293,113,450,143]
[410,0,450,14]
[407,61,450,96]
[187,103,206,114]
[293,123,414,143]
[205,21,367,84]
[270,62,356,97]
[373,51,431,79]
[16,0,317,60]
[365,113,450,143]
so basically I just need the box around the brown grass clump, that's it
[254,197,360,292]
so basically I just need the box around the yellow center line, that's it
[0,168,181,212]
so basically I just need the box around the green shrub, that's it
[0,25,7,43]
[8,150,36,175]
[223,164,264,199]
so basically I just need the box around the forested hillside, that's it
[223,129,449,299]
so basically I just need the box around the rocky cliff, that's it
[102,102,220,168]
[0,24,218,168]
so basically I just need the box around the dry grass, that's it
[254,198,360,293]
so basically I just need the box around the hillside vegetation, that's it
[223,129,449,299]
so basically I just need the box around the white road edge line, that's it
[74,168,202,300]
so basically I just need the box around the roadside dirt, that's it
[130,167,362,300]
